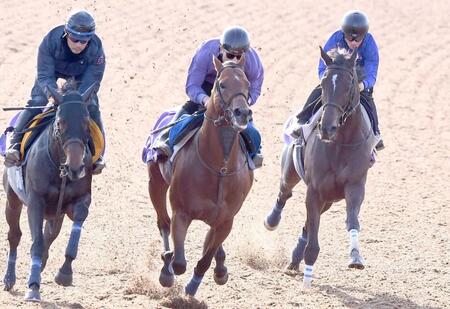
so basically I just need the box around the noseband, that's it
[204,63,249,126]
[322,65,360,127]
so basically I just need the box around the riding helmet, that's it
[341,11,369,38]
[65,10,96,40]
[220,26,250,55]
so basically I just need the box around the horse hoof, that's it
[348,261,365,270]
[348,249,365,270]
[55,269,73,286]
[3,274,16,291]
[24,286,41,302]
[302,278,312,289]
[213,272,228,285]
[159,268,175,288]
[264,218,278,231]
[286,263,300,271]
[172,261,186,276]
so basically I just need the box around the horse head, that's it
[207,55,251,131]
[318,47,359,142]
[47,82,97,181]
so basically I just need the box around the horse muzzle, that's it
[319,122,338,142]
[231,107,252,131]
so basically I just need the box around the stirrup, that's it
[375,139,385,151]
[252,153,264,169]
[92,156,106,175]
[4,147,21,167]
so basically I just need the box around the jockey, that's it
[4,10,107,173]
[155,26,265,167]
[296,10,384,150]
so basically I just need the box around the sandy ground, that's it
[0,0,449,308]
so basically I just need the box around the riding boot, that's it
[296,86,323,125]
[154,106,190,160]
[4,109,37,167]
[88,106,106,174]
[360,90,384,151]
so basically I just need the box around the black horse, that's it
[3,82,97,301]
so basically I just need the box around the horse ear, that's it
[81,82,99,103]
[320,46,333,66]
[47,86,63,105]
[237,53,245,67]
[213,55,223,72]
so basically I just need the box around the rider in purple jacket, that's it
[156,26,265,166]
[297,11,384,150]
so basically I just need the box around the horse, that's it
[2,82,98,301]
[148,55,253,296]
[264,47,378,288]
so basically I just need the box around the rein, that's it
[204,64,249,127]
[322,65,359,127]
[51,101,88,224]
[321,65,371,147]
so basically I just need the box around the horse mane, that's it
[60,78,79,95]
[327,48,365,82]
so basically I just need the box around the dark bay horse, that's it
[265,47,378,288]
[3,82,97,301]
[148,56,253,296]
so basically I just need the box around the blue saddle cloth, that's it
[169,112,261,158]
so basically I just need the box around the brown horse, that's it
[148,56,253,296]
[264,47,378,288]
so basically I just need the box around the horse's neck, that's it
[337,103,367,143]
[45,125,63,166]
[199,120,241,167]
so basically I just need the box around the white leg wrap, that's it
[349,229,360,251]
[303,264,313,288]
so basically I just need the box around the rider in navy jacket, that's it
[5,10,107,173]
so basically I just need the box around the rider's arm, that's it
[185,44,210,105]
[78,38,106,94]
[361,34,379,90]
[36,34,58,98]
[246,50,264,105]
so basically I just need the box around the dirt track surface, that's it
[0,1,449,308]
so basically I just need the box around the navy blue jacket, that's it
[318,30,379,90]
[37,25,105,97]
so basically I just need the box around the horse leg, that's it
[197,228,228,285]
[287,226,307,271]
[3,186,23,291]
[213,245,228,285]
[24,201,45,302]
[171,211,191,276]
[302,188,323,289]
[41,216,65,272]
[55,200,90,287]
[265,145,301,230]
[185,220,233,296]
[148,163,173,287]
[345,183,366,269]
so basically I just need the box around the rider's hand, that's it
[202,96,211,107]
[358,82,365,92]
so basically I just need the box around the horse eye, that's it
[219,82,226,89]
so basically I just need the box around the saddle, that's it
[0,110,105,163]
[143,110,261,164]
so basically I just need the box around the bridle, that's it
[322,65,360,127]
[52,101,88,178]
[204,63,249,127]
